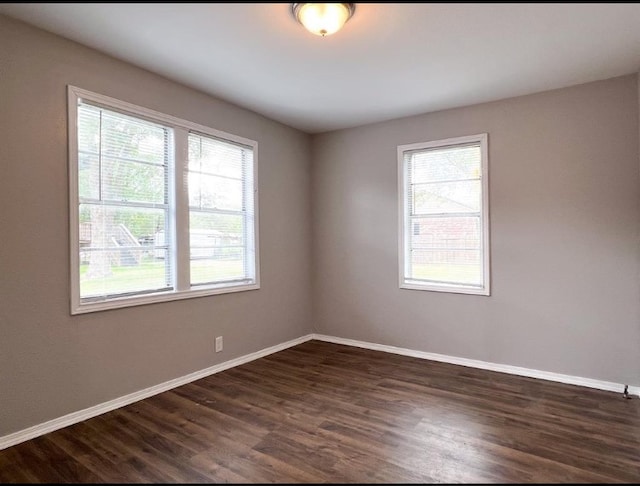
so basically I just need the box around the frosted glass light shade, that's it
[292,3,355,37]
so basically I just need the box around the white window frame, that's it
[68,86,260,314]
[398,133,490,296]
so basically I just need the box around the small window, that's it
[398,134,490,295]
[69,86,259,314]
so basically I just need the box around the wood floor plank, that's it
[45,431,134,483]
[1,340,639,483]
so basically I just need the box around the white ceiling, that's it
[2,3,640,134]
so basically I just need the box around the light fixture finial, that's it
[292,3,356,37]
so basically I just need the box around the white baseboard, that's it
[3,331,637,451]
[312,333,640,397]
[0,334,314,451]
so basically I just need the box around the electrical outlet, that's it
[215,336,223,353]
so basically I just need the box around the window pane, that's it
[410,216,481,250]
[79,204,170,299]
[101,111,167,164]
[189,211,245,285]
[410,144,480,183]
[81,248,170,298]
[191,251,245,286]
[78,105,101,153]
[188,134,244,179]
[412,180,481,215]
[78,153,99,200]
[410,214,482,285]
[188,172,242,211]
[409,249,482,286]
[102,158,166,204]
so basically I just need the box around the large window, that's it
[69,86,259,314]
[398,134,489,295]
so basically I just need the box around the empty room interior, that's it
[1,3,640,483]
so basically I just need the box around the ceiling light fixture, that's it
[291,3,356,37]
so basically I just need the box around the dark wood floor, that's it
[1,340,639,483]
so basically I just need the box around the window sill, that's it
[71,282,260,315]
[400,280,490,296]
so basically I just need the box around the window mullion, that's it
[173,127,191,291]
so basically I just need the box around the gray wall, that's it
[311,74,640,386]
[0,15,313,436]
